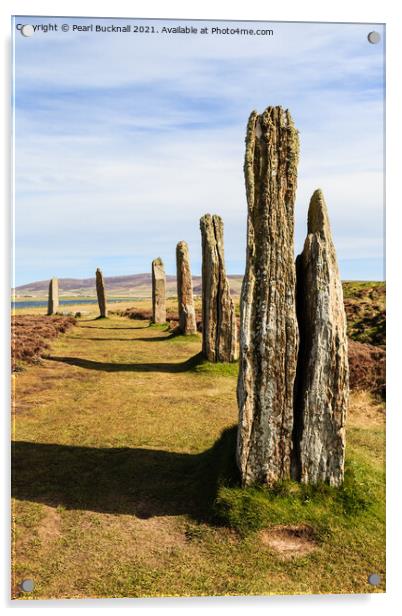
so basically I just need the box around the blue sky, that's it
[13,17,385,286]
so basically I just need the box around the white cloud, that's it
[13,18,385,284]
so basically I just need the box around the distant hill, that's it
[13,273,244,298]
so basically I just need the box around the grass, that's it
[342,281,385,347]
[341,281,384,300]
[192,360,239,377]
[214,454,381,534]
[12,315,76,371]
[147,322,171,331]
[11,313,385,598]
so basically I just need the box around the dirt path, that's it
[12,316,239,598]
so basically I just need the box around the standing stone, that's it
[237,106,300,487]
[152,258,166,324]
[96,268,108,318]
[47,277,59,315]
[200,214,238,362]
[176,241,197,335]
[293,189,349,487]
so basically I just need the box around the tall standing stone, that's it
[152,258,166,324]
[293,189,349,487]
[176,241,197,335]
[96,268,108,318]
[200,214,238,363]
[237,106,300,487]
[47,277,59,315]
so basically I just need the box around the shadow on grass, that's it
[12,427,239,523]
[134,333,179,342]
[73,337,146,342]
[12,431,374,536]
[46,352,204,373]
[78,325,149,331]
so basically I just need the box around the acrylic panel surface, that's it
[11,16,385,599]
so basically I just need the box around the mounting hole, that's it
[20,579,34,592]
[367,31,380,44]
[21,25,34,37]
[368,573,381,586]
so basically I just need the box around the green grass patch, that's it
[342,281,383,299]
[147,323,170,331]
[170,333,201,344]
[192,360,239,378]
[212,428,379,538]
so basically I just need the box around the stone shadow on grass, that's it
[73,337,168,342]
[46,352,204,373]
[78,325,149,331]
[12,427,239,522]
[133,334,180,343]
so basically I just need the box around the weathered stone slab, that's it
[47,278,59,315]
[293,189,349,486]
[152,258,166,324]
[176,241,197,335]
[95,268,108,318]
[200,214,238,362]
[237,106,300,487]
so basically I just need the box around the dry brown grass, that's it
[347,390,385,429]
[12,315,76,371]
[348,339,385,398]
[37,506,62,545]
[112,303,203,332]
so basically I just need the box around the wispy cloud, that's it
[13,18,385,285]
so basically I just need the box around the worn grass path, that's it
[12,315,385,598]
